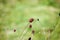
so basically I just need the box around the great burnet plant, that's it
[0,0,60,40]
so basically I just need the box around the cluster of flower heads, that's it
[13,16,60,40]
[28,18,35,40]
[28,18,40,40]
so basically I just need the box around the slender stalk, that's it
[20,23,29,40]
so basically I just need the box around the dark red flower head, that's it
[32,30,35,34]
[29,18,34,23]
[29,24,32,28]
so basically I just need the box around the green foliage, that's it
[0,0,60,40]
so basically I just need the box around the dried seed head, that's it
[28,37,31,40]
[47,29,53,33]
[49,29,53,32]
[14,29,16,32]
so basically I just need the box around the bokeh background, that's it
[0,0,60,40]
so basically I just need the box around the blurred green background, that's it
[0,0,60,40]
